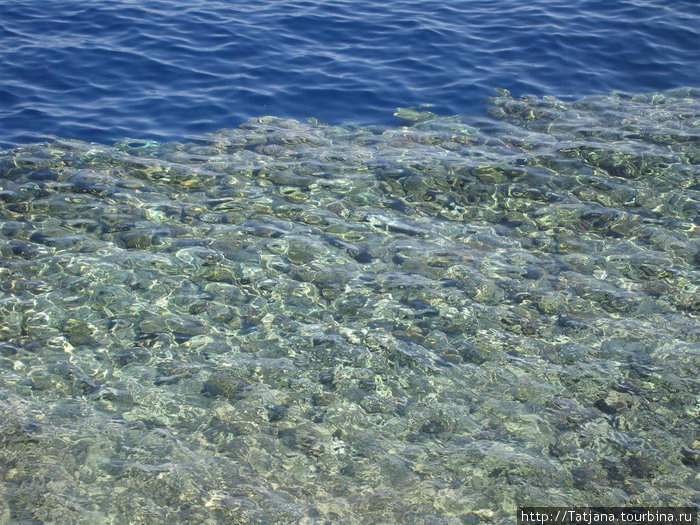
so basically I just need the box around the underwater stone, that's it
[110,346,151,366]
[680,447,699,467]
[198,266,236,283]
[322,235,373,263]
[311,392,337,407]
[318,370,335,389]
[164,314,206,336]
[117,230,156,249]
[625,455,661,480]
[267,405,287,422]
[63,319,97,346]
[359,395,394,414]
[0,190,25,203]
[202,373,254,401]
[522,266,543,280]
[0,343,18,356]
[2,240,39,258]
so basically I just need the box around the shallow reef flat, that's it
[0,89,698,523]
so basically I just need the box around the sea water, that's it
[0,1,699,524]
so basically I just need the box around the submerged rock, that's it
[0,88,698,522]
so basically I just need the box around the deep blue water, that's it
[1,0,699,147]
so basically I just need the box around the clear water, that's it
[0,89,698,523]
[1,0,700,523]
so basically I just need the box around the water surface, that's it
[0,89,698,523]
[1,0,699,147]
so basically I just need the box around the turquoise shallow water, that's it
[0,89,699,523]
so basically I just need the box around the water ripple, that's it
[0,88,698,522]
[1,0,699,146]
